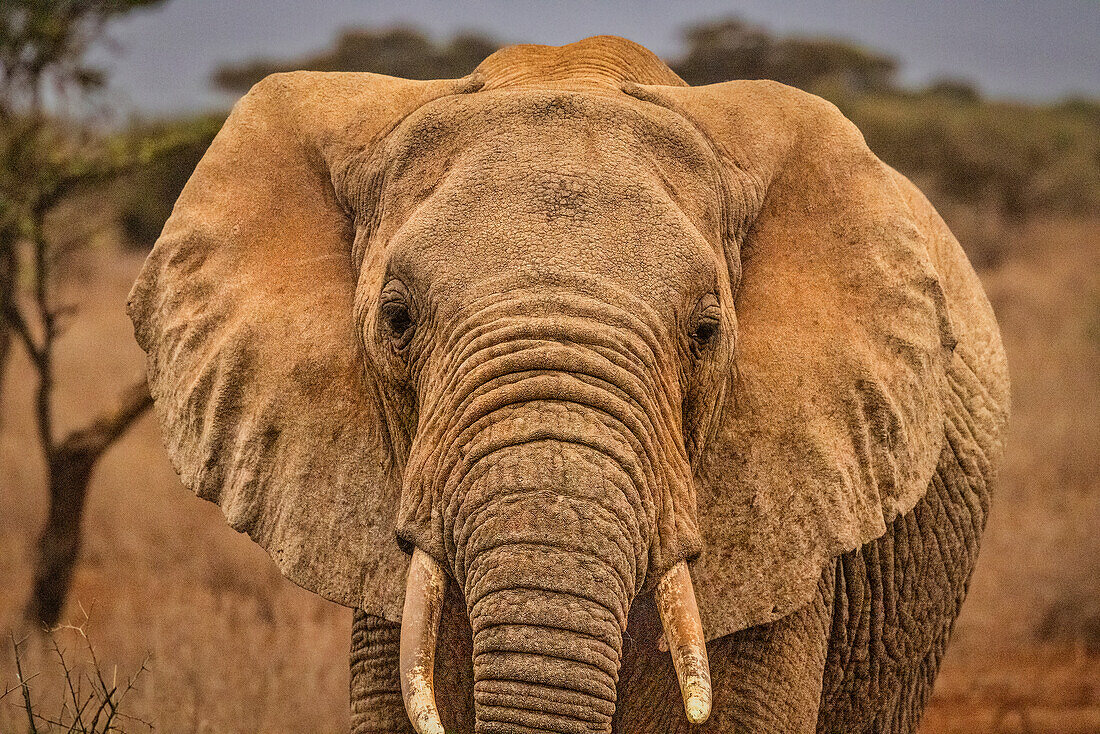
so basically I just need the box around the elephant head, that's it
[129,37,955,733]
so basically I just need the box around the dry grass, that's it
[922,216,1100,732]
[924,648,1100,733]
[0,216,1097,732]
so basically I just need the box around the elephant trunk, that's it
[397,551,713,733]
[398,434,713,731]
[467,542,626,733]
[456,443,639,734]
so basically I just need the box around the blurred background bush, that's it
[1,3,1097,732]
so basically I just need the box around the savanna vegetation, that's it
[1,9,1097,733]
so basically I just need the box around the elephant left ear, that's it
[128,71,482,621]
[635,80,956,640]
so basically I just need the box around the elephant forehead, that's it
[357,90,726,307]
[377,146,722,315]
[370,89,726,238]
[473,35,687,90]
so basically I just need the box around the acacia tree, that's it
[0,0,166,628]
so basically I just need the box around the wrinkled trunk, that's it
[467,545,626,734]
[458,449,637,734]
[397,302,697,731]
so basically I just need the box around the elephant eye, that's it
[692,318,719,346]
[690,316,720,354]
[380,299,415,347]
[689,295,721,357]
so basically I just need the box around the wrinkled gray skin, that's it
[129,37,1009,734]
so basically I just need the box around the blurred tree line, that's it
[114,19,1099,255]
[210,20,902,93]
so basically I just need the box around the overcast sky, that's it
[101,0,1100,115]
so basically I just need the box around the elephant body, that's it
[130,37,1008,734]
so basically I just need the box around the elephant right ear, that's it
[629,80,958,642]
[128,72,479,620]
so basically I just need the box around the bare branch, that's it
[2,298,45,368]
[11,632,40,734]
[55,378,153,463]
[26,205,57,453]
[26,381,152,627]
[49,633,85,731]
[0,227,16,401]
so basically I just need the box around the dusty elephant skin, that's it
[127,36,1009,734]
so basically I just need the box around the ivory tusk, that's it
[656,560,712,725]
[399,548,447,734]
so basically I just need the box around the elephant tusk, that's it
[400,548,447,734]
[656,560,712,725]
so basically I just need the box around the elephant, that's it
[128,36,1009,734]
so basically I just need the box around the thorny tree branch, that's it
[4,610,154,732]
[10,632,39,734]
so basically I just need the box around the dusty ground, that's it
[1,216,1097,732]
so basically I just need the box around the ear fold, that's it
[128,72,477,620]
[644,81,956,640]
